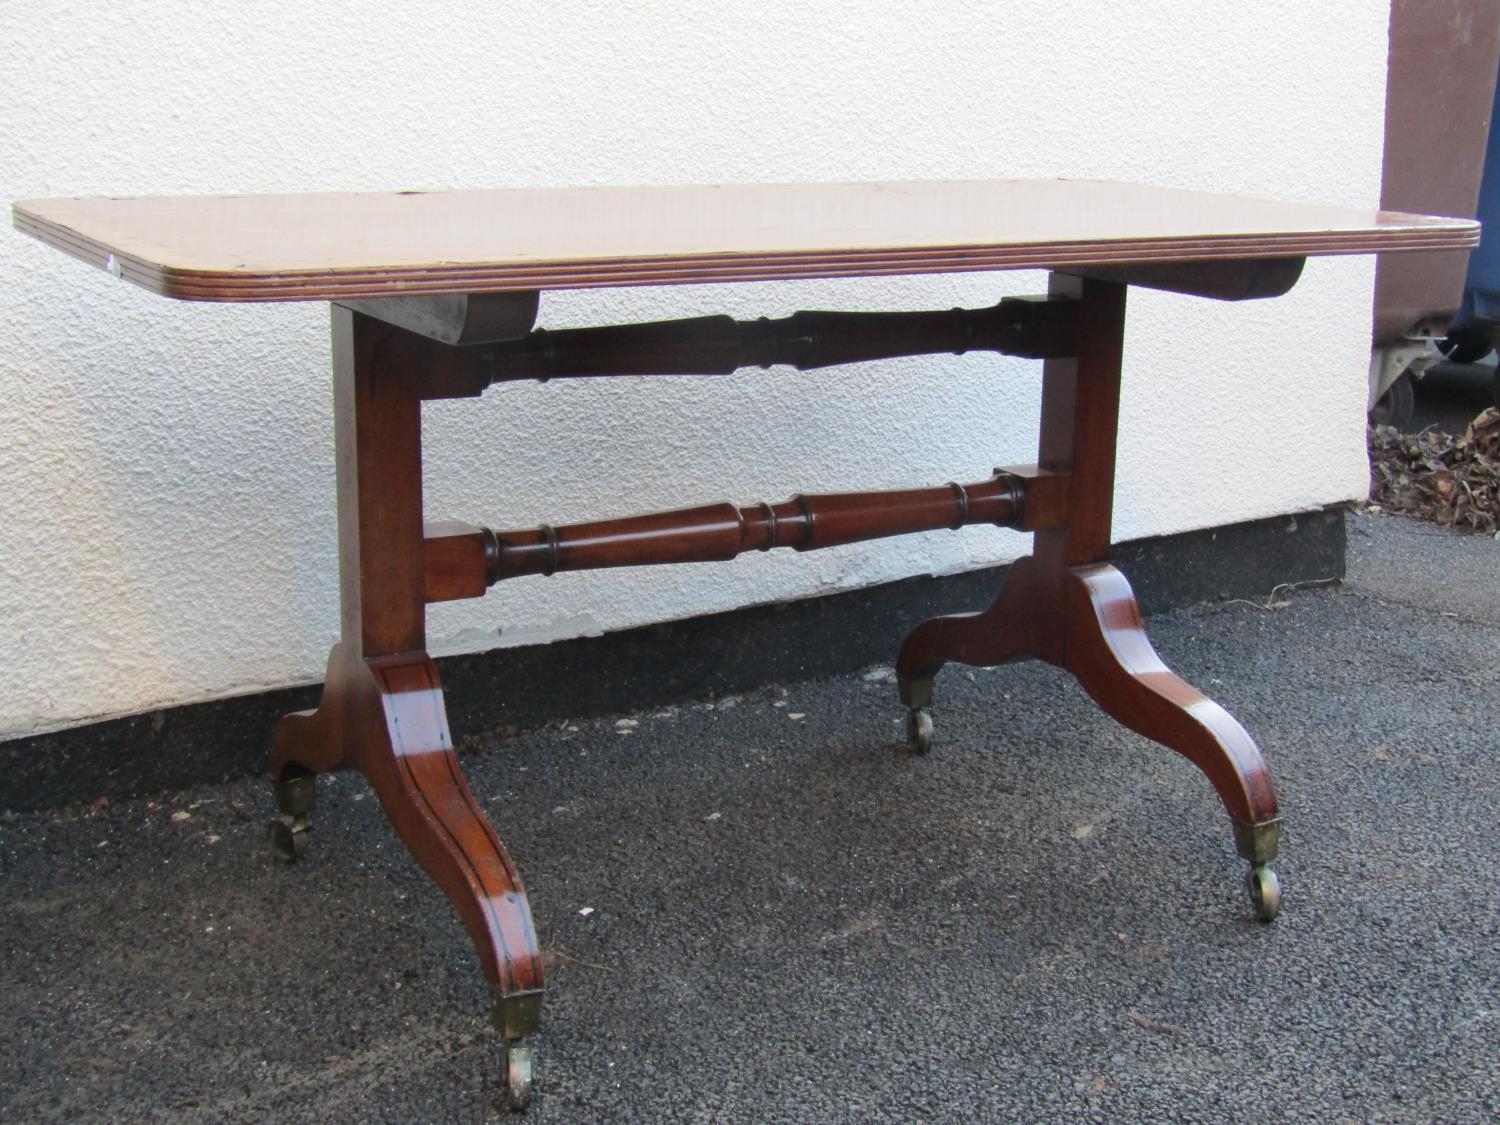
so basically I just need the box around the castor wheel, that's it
[504,1042,534,1111]
[907,707,934,755]
[267,815,310,862]
[268,769,315,863]
[1247,865,1281,922]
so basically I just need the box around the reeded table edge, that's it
[13,189,1480,303]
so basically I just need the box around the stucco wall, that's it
[0,1,1387,739]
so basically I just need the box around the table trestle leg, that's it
[895,274,1284,921]
[267,307,543,1110]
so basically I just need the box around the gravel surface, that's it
[3,511,1497,1123]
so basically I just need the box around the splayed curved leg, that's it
[895,555,1061,752]
[1062,566,1277,826]
[1062,564,1282,918]
[266,644,351,862]
[352,651,545,1046]
[270,643,544,1098]
[896,558,1283,918]
[896,555,1060,702]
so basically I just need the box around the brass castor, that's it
[1247,865,1281,922]
[267,816,309,862]
[505,1042,534,1111]
[268,770,316,863]
[907,707,934,755]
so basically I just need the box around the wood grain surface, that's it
[13,179,1478,301]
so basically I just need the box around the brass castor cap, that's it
[907,708,934,755]
[272,771,317,818]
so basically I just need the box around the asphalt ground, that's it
[2,511,1497,1123]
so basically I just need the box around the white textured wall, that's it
[0,1,1386,738]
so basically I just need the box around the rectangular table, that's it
[14,180,1478,1110]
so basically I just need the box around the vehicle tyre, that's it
[1369,369,1415,429]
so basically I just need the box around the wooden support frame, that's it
[268,276,1284,1108]
[267,306,546,1093]
[894,275,1281,893]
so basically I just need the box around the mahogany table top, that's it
[13,179,1479,302]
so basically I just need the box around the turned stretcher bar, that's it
[371,293,1079,398]
[478,296,1078,378]
[424,468,1070,601]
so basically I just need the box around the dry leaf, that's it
[1368,407,1500,534]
